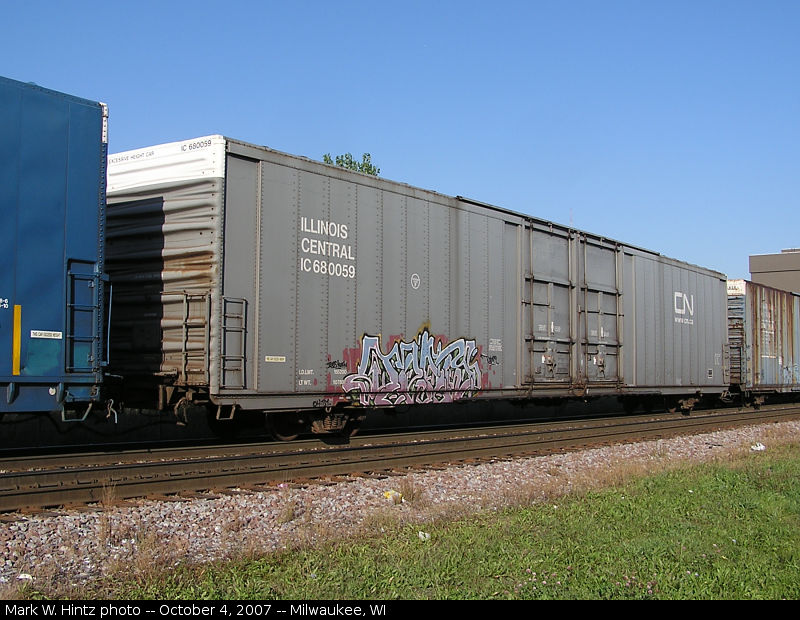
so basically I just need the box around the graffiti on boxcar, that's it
[481,353,499,366]
[783,363,800,385]
[342,330,482,406]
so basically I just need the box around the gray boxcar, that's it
[727,279,800,398]
[106,136,728,434]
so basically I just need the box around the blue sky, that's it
[3,0,798,279]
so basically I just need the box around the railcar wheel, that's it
[266,413,305,441]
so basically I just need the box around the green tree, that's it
[322,152,380,176]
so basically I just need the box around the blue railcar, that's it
[0,75,108,417]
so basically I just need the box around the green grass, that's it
[13,441,798,601]
[59,443,800,601]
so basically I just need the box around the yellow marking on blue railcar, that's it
[12,305,21,375]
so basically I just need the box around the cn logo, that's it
[674,292,694,316]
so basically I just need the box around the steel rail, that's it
[1,403,793,472]
[0,405,797,512]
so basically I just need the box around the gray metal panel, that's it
[468,210,489,348]
[522,225,628,389]
[405,195,429,335]
[485,216,507,390]
[451,206,470,339]
[503,222,522,388]
[528,223,572,383]
[351,183,382,348]
[750,251,800,293]
[581,239,622,384]
[381,190,407,337]
[221,155,259,392]
[294,168,337,395]
[623,252,727,391]
[255,158,298,392]
[428,201,452,341]
[324,175,358,391]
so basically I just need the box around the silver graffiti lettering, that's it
[342,330,482,406]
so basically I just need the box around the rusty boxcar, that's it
[727,279,800,401]
[106,135,729,437]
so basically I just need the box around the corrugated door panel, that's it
[581,241,622,384]
[528,225,572,383]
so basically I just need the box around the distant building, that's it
[749,249,800,293]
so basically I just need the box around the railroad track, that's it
[1,404,798,513]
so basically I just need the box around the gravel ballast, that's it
[1,420,798,590]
